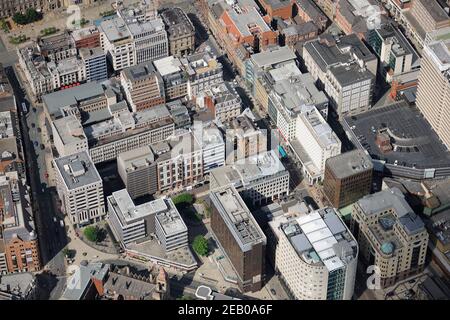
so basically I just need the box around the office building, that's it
[80,47,108,82]
[416,35,450,149]
[54,151,105,227]
[257,0,293,20]
[160,7,195,57]
[192,122,225,174]
[289,105,341,185]
[182,51,223,99]
[120,62,165,112]
[269,206,358,300]
[72,26,102,49]
[293,0,328,31]
[198,82,242,123]
[47,57,87,90]
[209,185,267,292]
[350,188,429,288]
[153,56,188,101]
[323,150,373,209]
[210,150,290,206]
[37,31,77,62]
[303,34,377,118]
[51,115,88,157]
[0,174,41,274]
[117,146,157,199]
[225,113,267,164]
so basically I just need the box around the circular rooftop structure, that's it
[381,242,395,255]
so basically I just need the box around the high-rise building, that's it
[54,151,106,227]
[269,206,358,300]
[416,35,450,149]
[350,188,429,288]
[80,47,108,82]
[323,150,373,209]
[210,185,267,292]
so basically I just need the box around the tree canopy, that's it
[192,235,209,256]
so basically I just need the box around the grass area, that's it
[0,19,9,33]
[9,34,29,44]
[41,27,58,36]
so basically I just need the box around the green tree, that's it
[25,8,39,22]
[84,226,100,242]
[172,193,194,208]
[192,235,209,256]
[12,13,27,25]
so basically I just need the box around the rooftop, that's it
[54,151,101,190]
[209,185,266,251]
[326,149,373,179]
[250,46,296,68]
[99,16,132,43]
[118,146,154,172]
[270,206,358,271]
[160,7,195,37]
[155,202,188,237]
[52,115,87,147]
[222,0,271,38]
[61,262,109,300]
[344,102,450,169]
[153,56,183,77]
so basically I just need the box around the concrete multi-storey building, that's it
[182,52,223,99]
[289,105,341,185]
[160,7,195,57]
[153,56,188,101]
[303,34,377,118]
[268,65,329,141]
[51,115,88,157]
[37,31,77,62]
[198,82,242,123]
[54,151,106,227]
[269,206,358,300]
[47,57,87,89]
[323,150,373,209]
[225,113,267,164]
[107,189,187,252]
[99,17,136,71]
[416,35,450,149]
[0,174,41,274]
[127,19,169,65]
[117,146,158,199]
[192,122,225,174]
[72,26,102,49]
[350,188,429,288]
[120,62,165,112]
[209,185,267,292]
[210,150,290,206]
[79,47,108,82]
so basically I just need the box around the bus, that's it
[278,145,287,158]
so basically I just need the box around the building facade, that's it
[160,7,195,57]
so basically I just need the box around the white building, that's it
[209,150,290,206]
[51,115,88,157]
[269,206,358,300]
[289,105,341,185]
[48,57,87,90]
[192,121,225,174]
[54,151,105,227]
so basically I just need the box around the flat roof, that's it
[209,185,266,252]
[98,16,131,42]
[153,56,182,77]
[344,102,450,169]
[54,151,101,190]
[250,46,296,68]
[326,149,373,179]
[118,146,154,172]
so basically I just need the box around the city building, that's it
[288,104,341,185]
[293,0,328,31]
[0,272,36,300]
[323,150,373,209]
[108,189,188,251]
[257,0,293,20]
[153,56,188,101]
[197,82,242,123]
[51,115,88,157]
[416,34,450,150]
[182,51,223,99]
[206,0,278,75]
[195,285,240,300]
[334,0,386,39]
[267,66,329,141]
[225,113,267,163]
[37,31,77,62]
[0,174,41,274]
[166,100,191,129]
[209,185,267,292]
[54,151,106,227]
[47,57,87,90]
[303,34,377,118]
[210,150,290,206]
[192,122,225,174]
[160,7,195,57]
[117,146,157,199]
[0,0,46,19]
[120,62,165,112]
[268,206,358,300]
[280,21,319,47]
[350,188,429,288]
[71,26,102,49]
[79,47,108,82]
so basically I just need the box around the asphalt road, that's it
[4,66,68,299]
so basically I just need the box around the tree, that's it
[12,13,27,25]
[25,8,39,23]
[192,235,209,256]
[172,193,194,208]
[84,226,100,242]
